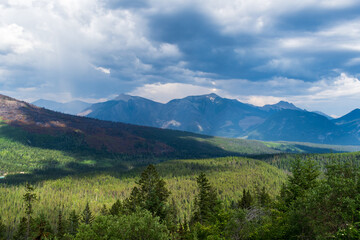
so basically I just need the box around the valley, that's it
[1,94,360,239]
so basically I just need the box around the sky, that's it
[1,0,360,117]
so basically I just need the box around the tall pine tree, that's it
[126,164,170,220]
[191,172,221,224]
[68,210,79,236]
[109,200,122,216]
[280,158,320,207]
[56,209,65,239]
[239,189,253,209]
[81,202,94,224]
[23,183,37,240]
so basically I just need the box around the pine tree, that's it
[123,187,142,213]
[109,200,122,216]
[280,158,320,207]
[56,209,65,239]
[100,204,109,216]
[32,213,53,240]
[191,172,221,224]
[257,186,271,207]
[81,202,94,224]
[68,210,79,235]
[126,164,170,220]
[239,189,253,209]
[23,183,37,240]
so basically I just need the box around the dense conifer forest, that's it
[1,158,360,239]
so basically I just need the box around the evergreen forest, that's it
[1,121,360,239]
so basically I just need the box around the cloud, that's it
[128,82,221,103]
[94,66,111,74]
[127,72,360,116]
[156,43,182,58]
[0,24,36,54]
[240,96,283,107]
[1,0,360,117]
[307,73,360,99]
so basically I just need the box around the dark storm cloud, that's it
[148,9,266,79]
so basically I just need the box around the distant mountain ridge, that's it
[33,93,360,145]
[262,101,302,112]
[247,109,359,145]
[32,99,91,115]
[333,109,360,140]
[80,93,271,137]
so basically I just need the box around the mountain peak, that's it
[274,101,296,107]
[204,93,220,102]
[262,101,301,111]
[205,93,220,98]
[182,93,221,102]
[114,94,135,102]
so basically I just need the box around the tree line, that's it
[1,158,360,239]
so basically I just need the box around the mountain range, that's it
[78,94,306,136]
[2,94,281,158]
[32,93,360,145]
[32,99,91,115]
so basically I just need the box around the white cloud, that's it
[240,95,283,106]
[308,73,360,99]
[94,66,111,74]
[128,82,221,103]
[16,87,37,92]
[157,43,182,58]
[0,24,36,54]
[134,58,152,71]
